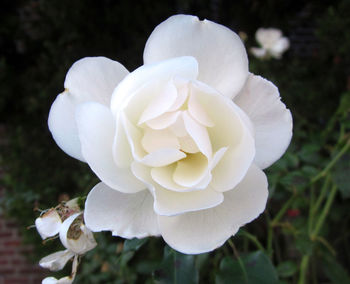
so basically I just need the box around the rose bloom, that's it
[48,15,292,254]
[250,27,290,59]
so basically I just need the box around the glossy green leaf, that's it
[332,154,350,199]
[123,238,148,252]
[154,246,198,284]
[277,261,298,278]
[216,251,279,284]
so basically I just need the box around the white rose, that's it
[250,27,290,59]
[48,15,292,254]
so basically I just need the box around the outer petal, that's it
[48,92,84,161]
[59,213,97,255]
[143,14,248,98]
[35,209,62,239]
[84,182,160,238]
[39,250,74,271]
[64,57,129,106]
[48,57,128,161]
[76,102,145,193]
[234,74,293,169]
[154,185,223,216]
[111,56,198,115]
[158,164,268,254]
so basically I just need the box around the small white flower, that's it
[39,213,96,283]
[48,14,293,254]
[39,250,75,271]
[42,276,73,284]
[41,254,79,284]
[251,27,290,59]
[35,199,81,240]
[35,209,62,240]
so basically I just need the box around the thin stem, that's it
[239,230,265,252]
[311,139,350,184]
[298,255,310,284]
[228,239,248,283]
[309,175,332,235]
[311,175,331,215]
[311,184,338,239]
[271,192,297,226]
[266,214,274,257]
[308,185,315,235]
[314,236,336,256]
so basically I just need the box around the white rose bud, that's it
[35,209,62,240]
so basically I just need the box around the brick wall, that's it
[0,186,47,284]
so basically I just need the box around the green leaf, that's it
[332,153,350,199]
[280,171,308,188]
[277,261,298,278]
[322,253,350,284]
[154,246,198,284]
[216,251,279,284]
[123,238,148,252]
[295,234,314,255]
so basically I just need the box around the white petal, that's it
[211,147,228,170]
[151,164,187,191]
[188,91,214,127]
[178,135,199,153]
[58,213,81,252]
[183,111,212,159]
[39,250,74,271]
[187,81,255,192]
[131,163,223,215]
[64,57,129,106]
[140,148,186,167]
[76,102,145,193]
[42,277,58,284]
[112,116,133,168]
[250,47,267,59]
[146,111,181,130]
[169,112,187,137]
[151,163,211,192]
[121,112,147,160]
[35,209,62,240]
[138,80,177,124]
[154,185,223,216]
[48,92,84,161]
[59,213,97,255]
[167,82,189,112]
[158,164,268,254]
[194,173,212,189]
[144,15,248,98]
[84,182,160,238]
[111,56,198,115]
[270,37,290,58]
[42,276,73,284]
[256,28,282,48]
[141,128,180,153]
[173,152,209,187]
[234,74,293,169]
[210,125,255,192]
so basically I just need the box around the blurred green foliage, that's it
[1,0,350,283]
